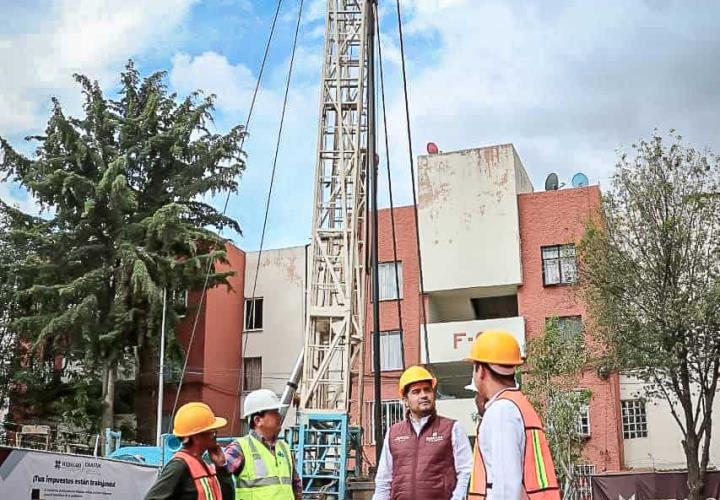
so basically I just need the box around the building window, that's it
[572,464,596,500]
[364,399,405,444]
[622,399,648,439]
[379,262,403,300]
[555,315,583,342]
[577,403,591,437]
[244,297,264,331]
[243,357,262,392]
[372,330,404,371]
[542,244,577,286]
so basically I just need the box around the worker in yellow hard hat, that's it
[465,331,560,499]
[144,402,234,500]
[372,365,473,500]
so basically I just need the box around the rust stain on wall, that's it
[258,252,303,286]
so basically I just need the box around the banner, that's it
[592,470,720,500]
[0,447,158,499]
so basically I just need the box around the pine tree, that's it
[0,61,245,442]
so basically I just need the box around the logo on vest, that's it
[393,435,411,443]
[425,431,445,443]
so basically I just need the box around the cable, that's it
[168,0,285,434]
[395,0,430,365]
[233,0,306,431]
[376,11,405,370]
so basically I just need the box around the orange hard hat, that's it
[172,402,228,438]
[398,365,437,396]
[466,330,523,368]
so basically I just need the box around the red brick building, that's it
[173,144,627,482]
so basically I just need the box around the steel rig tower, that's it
[294,0,375,497]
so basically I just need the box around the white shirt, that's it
[478,388,526,500]
[372,414,473,500]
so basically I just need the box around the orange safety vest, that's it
[468,389,560,499]
[173,450,224,500]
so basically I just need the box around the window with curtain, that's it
[542,244,577,285]
[378,262,403,300]
[243,357,262,392]
[372,330,403,371]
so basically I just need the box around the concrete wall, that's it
[620,374,720,470]
[243,246,307,427]
[418,144,532,293]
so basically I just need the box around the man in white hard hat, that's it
[464,379,487,418]
[224,389,301,500]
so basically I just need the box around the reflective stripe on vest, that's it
[469,389,560,500]
[172,451,224,500]
[234,435,295,500]
[468,432,488,498]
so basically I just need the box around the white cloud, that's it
[167,49,321,250]
[382,0,720,193]
[305,0,326,24]
[0,0,196,136]
[0,183,42,216]
[170,51,258,114]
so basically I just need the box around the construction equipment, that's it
[279,0,377,497]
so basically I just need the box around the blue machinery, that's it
[288,414,363,499]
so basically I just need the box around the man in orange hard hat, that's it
[465,330,560,499]
[144,402,234,500]
[372,365,473,500]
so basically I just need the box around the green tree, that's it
[0,207,20,418]
[0,61,245,442]
[524,318,590,496]
[579,132,720,500]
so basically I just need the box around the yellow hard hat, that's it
[398,365,437,396]
[466,330,523,367]
[172,402,228,438]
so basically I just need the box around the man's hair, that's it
[474,362,516,386]
[249,410,267,429]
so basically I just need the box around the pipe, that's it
[366,0,382,464]
[280,349,304,421]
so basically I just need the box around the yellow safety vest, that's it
[234,435,295,500]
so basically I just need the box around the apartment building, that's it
[241,245,308,430]
[171,143,719,481]
[352,144,624,478]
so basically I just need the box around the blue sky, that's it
[2,0,720,250]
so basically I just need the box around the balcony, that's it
[420,316,526,365]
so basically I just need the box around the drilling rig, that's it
[280,0,377,498]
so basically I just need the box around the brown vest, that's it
[388,412,457,500]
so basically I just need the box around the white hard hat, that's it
[464,378,477,393]
[242,389,288,419]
